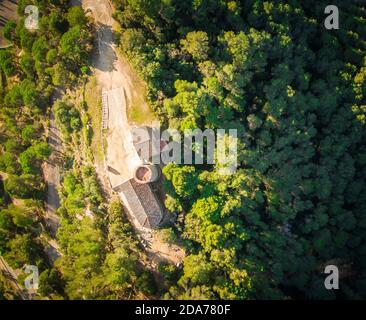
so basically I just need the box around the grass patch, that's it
[84,76,104,164]
[125,81,157,126]
[127,100,156,126]
[117,51,157,126]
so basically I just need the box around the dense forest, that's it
[0,0,94,299]
[1,0,366,300]
[113,0,366,299]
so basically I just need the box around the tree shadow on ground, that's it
[90,23,118,73]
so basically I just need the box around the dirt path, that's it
[77,0,142,190]
[40,116,62,267]
[43,112,61,238]
[80,0,150,107]
[40,90,63,266]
